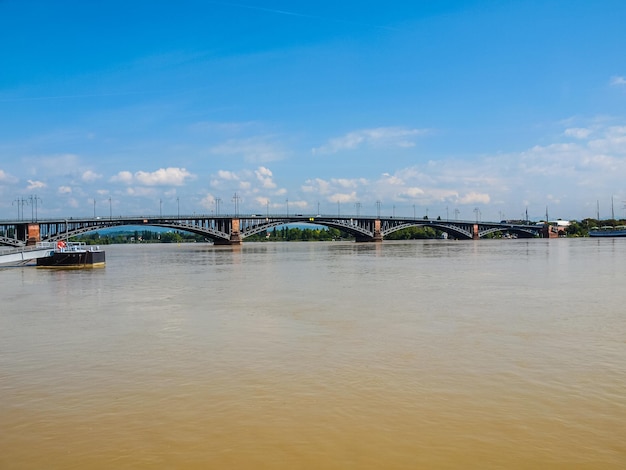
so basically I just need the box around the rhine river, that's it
[1,238,625,469]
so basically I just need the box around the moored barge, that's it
[589,225,626,237]
[37,241,105,268]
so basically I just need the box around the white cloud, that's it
[207,167,289,210]
[27,179,46,190]
[588,126,626,154]
[0,169,18,184]
[11,117,626,220]
[110,168,195,186]
[135,167,195,186]
[334,178,365,189]
[217,170,239,180]
[255,166,276,188]
[302,178,332,194]
[381,173,404,186]
[81,170,102,182]
[110,171,133,184]
[516,125,626,185]
[255,196,270,207]
[329,192,357,204]
[564,127,592,139]
[124,186,157,197]
[312,127,429,154]
[301,178,368,199]
[400,187,425,198]
[199,193,216,210]
[427,188,461,202]
[458,192,491,205]
[298,121,626,218]
[610,76,626,86]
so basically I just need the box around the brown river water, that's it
[1,239,625,469]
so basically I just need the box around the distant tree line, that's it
[234,226,346,241]
[72,230,206,245]
[384,226,440,239]
[72,226,351,244]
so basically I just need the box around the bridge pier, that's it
[213,218,243,245]
[214,236,242,245]
[13,223,42,246]
[27,224,41,245]
[355,219,383,242]
[355,234,383,243]
[541,224,561,238]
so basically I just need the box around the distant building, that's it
[550,219,571,227]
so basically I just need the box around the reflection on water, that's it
[1,239,625,469]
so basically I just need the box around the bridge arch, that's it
[1,216,545,247]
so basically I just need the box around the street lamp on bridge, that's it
[28,195,42,222]
[13,197,31,221]
[232,192,240,217]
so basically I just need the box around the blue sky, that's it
[2,0,626,222]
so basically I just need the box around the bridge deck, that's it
[0,215,547,246]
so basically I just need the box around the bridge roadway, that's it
[0,214,548,247]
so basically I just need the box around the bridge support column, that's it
[15,223,41,246]
[541,224,560,238]
[355,234,382,242]
[355,219,383,242]
[473,224,479,240]
[229,233,243,244]
[220,218,243,245]
[27,224,41,245]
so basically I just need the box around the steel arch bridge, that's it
[0,214,547,247]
